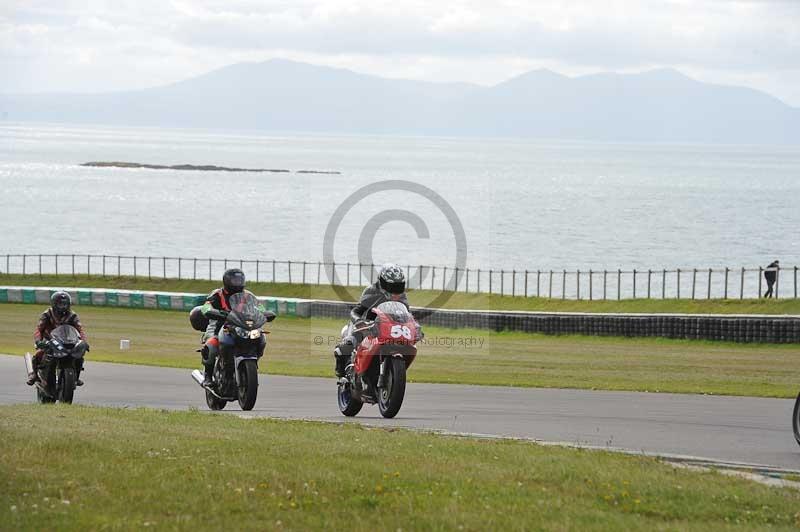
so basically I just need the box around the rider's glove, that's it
[35,340,49,349]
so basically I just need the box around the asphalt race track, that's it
[1,354,798,471]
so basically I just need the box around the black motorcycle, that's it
[793,392,800,447]
[190,291,275,411]
[25,324,87,404]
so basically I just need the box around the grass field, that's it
[1,405,798,531]
[1,303,799,397]
[3,273,800,314]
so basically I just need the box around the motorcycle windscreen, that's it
[50,324,81,348]
[374,301,412,324]
[227,291,267,329]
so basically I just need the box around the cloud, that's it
[161,1,800,70]
[1,0,799,105]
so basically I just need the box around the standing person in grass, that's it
[27,291,89,386]
[763,260,780,298]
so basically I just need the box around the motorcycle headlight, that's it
[234,327,262,339]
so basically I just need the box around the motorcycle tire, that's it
[378,357,406,419]
[36,387,54,404]
[237,359,259,411]
[205,388,227,410]
[58,368,75,404]
[36,366,56,404]
[793,392,800,447]
[337,381,363,417]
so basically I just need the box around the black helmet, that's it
[378,263,405,295]
[223,268,246,294]
[51,291,72,317]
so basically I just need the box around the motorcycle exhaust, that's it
[190,370,205,387]
[24,352,34,376]
[191,369,234,400]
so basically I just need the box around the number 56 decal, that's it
[390,325,413,340]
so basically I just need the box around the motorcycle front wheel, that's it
[237,359,259,411]
[58,367,75,404]
[793,392,800,447]
[378,357,407,419]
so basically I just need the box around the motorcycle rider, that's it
[199,268,267,386]
[28,291,89,386]
[334,263,417,377]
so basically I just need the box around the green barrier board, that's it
[183,295,203,310]
[157,294,172,310]
[0,288,306,317]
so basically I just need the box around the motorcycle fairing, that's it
[354,305,418,375]
[47,325,87,359]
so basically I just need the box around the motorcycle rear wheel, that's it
[237,359,259,411]
[205,389,227,410]
[36,365,56,404]
[378,357,406,419]
[36,387,55,404]
[58,368,75,404]
[793,392,800,447]
[338,381,363,417]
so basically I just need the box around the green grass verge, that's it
[3,273,799,314]
[1,405,799,531]
[2,304,799,398]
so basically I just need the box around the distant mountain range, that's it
[2,59,798,144]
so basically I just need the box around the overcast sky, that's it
[2,0,800,106]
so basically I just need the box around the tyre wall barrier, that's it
[0,287,311,317]
[309,300,800,344]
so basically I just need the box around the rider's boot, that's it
[75,359,84,386]
[203,363,214,387]
[334,349,346,377]
[200,341,218,387]
[334,342,353,378]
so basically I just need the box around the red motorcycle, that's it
[337,301,419,418]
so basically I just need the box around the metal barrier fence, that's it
[0,254,797,300]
